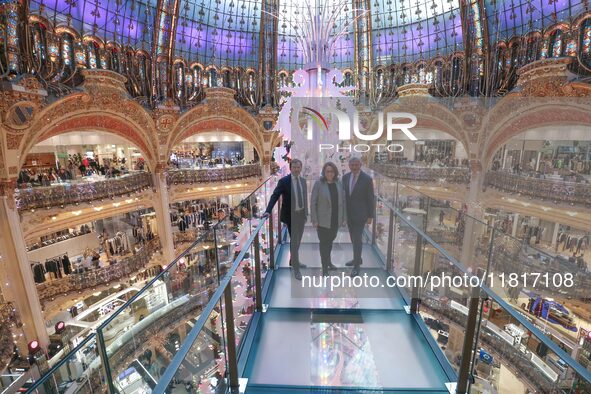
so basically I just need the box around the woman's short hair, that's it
[320,162,339,181]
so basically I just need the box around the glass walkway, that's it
[27,173,591,393]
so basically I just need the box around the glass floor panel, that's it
[244,309,451,391]
[276,243,384,269]
[266,268,406,310]
[300,226,355,245]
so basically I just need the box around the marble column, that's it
[0,187,49,351]
[152,172,175,264]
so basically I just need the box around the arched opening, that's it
[18,131,149,185]
[169,131,260,168]
[383,129,470,169]
[488,125,591,180]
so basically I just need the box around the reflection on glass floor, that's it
[241,229,455,393]
[267,268,406,310]
[245,310,450,391]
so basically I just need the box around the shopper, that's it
[310,162,346,276]
[263,159,308,280]
[342,157,375,277]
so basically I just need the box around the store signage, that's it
[479,349,493,365]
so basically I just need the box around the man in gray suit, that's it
[342,157,375,277]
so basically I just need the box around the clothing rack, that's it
[31,261,46,283]
[556,232,589,254]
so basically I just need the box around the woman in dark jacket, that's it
[310,162,346,276]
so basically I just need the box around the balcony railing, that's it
[165,163,262,185]
[27,171,591,393]
[14,165,263,211]
[371,163,471,183]
[15,172,154,211]
[485,171,591,207]
[26,175,280,394]
[35,238,161,305]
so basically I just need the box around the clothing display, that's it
[35,238,161,303]
[31,253,72,283]
[31,262,46,284]
[556,232,589,253]
[105,232,131,256]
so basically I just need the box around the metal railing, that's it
[15,171,153,211]
[15,165,263,211]
[370,170,591,392]
[35,237,161,305]
[26,174,281,394]
[166,164,262,185]
[485,170,591,207]
[372,163,471,184]
[28,170,591,393]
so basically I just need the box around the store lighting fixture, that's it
[94,207,103,211]
[72,210,82,216]
[566,211,578,217]
[212,187,218,191]
[93,291,102,296]
[113,202,121,207]
[125,199,133,203]
[197,188,204,191]
[540,206,551,212]
[51,216,57,220]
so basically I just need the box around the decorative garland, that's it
[0,303,18,371]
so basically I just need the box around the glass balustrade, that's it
[26,174,282,394]
[15,172,154,211]
[485,171,591,207]
[27,172,591,393]
[372,163,471,184]
[166,164,262,185]
[14,165,263,211]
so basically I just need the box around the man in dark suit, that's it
[263,159,307,280]
[342,157,375,277]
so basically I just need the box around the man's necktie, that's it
[350,174,357,193]
[295,177,302,210]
